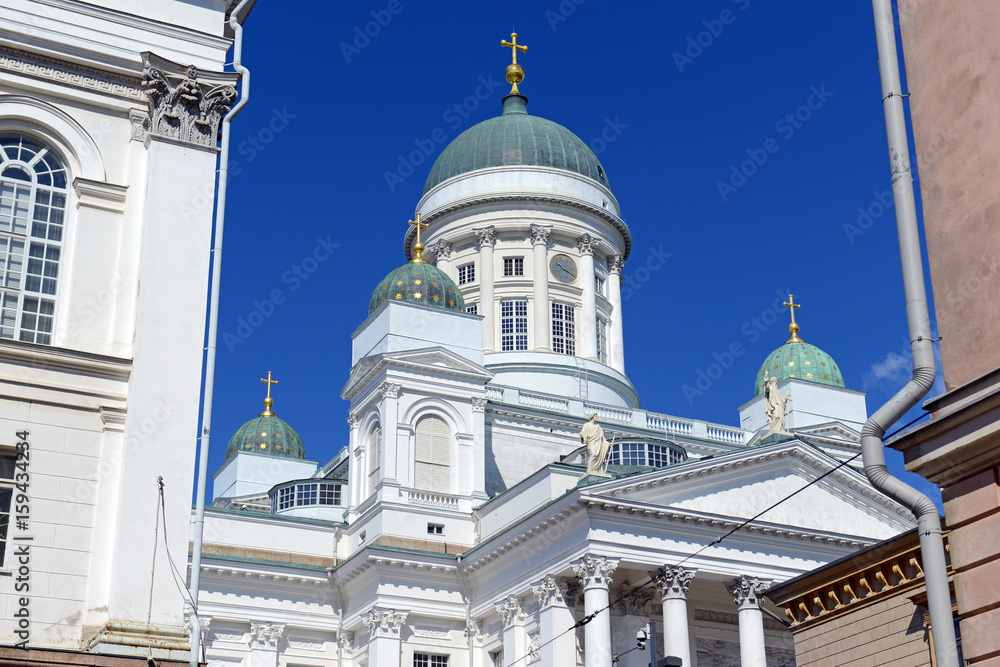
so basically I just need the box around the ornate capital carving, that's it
[248,622,284,650]
[652,565,696,601]
[380,382,401,399]
[129,109,149,142]
[142,52,238,148]
[362,608,408,639]
[529,224,552,246]
[577,234,600,255]
[727,575,770,611]
[573,554,618,590]
[426,240,451,262]
[616,584,653,617]
[464,620,483,646]
[495,595,526,628]
[607,254,624,275]
[474,226,497,249]
[338,631,354,658]
[532,575,569,609]
[347,414,359,429]
[184,611,211,647]
[471,396,488,412]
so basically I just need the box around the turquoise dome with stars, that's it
[369,259,465,314]
[754,306,844,396]
[423,93,610,194]
[224,377,306,462]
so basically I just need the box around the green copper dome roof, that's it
[225,412,306,462]
[423,93,609,194]
[369,260,465,314]
[755,340,844,396]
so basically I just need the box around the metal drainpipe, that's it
[866,3,958,666]
[188,2,255,665]
[457,554,474,667]
[329,563,345,667]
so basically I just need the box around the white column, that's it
[380,382,401,485]
[362,608,407,667]
[573,554,618,667]
[347,414,363,508]
[247,622,284,667]
[607,254,626,374]
[578,234,600,359]
[727,576,770,667]
[430,240,452,275]
[471,396,488,500]
[533,576,576,667]
[653,566,695,666]
[496,595,528,664]
[530,224,552,351]
[476,227,497,352]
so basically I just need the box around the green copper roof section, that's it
[225,413,306,462]
[423,93,609,194]
[369,261,465,314]
[755,341,844,396]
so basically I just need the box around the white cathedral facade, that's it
[0,3,916,667]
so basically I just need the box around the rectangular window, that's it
[595,274,606,296]
[457,263,475,285]
[297,483,318,506]
[503,257,524,276]
[551,303,575,355]
[0,450,12,568]
[465,304,478,315]
[427,523,444,535]
[490,650,504,667]
[414,655,449,667]
[500,299,528,351]
[276,486,295,510]
[319,483,341,505]
[596,317,607,363]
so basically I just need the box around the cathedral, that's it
[0,3,919,667]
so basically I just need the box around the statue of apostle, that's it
[580,413,612,476]
[764,370,791,435]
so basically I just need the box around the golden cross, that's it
[260,371,278,400]
[408,212,428,247]
[783,294,801,326]
[501,32,528,65]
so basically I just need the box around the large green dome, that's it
[423,93,609,194]
[369,260,465,314]
[225,412,306,462]
[755,340,844,396]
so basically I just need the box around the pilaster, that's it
[578,234,600,360]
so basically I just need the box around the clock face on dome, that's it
[549,254,578,283]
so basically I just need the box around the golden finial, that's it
[408,212,429,263]
[500,31,528,95]
[783,294,804,343]
[260,370,278,416]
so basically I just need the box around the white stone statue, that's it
[580,413,612,476]
[763,371,791,435]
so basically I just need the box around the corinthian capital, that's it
[529,224,552,246]
[425,240,451,262]
[727,575,770,611]
[474,226,497,248]
[495,595,525,628]
[652,565,695,601]
[573,554,618,590]
[141,52,239,148]
[248,622,284,650]
[380,382,401,399]
[532,575,569,609]
[577,234,600,255]
[362,608,408,639]
[607,254,624,275]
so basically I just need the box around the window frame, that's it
[367,423,382,497]
[500,299,528,351]
[414,653,449,667]
[502,256,524,277]
[551,302,576,355]
[0,449,13,569]
[457,263,476,285]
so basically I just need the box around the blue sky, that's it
[207,1,943,506]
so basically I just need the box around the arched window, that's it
[0,134,67,345]
[414,415,450,492]
[367,423,382,496]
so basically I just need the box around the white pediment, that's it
[588,441,913,541]
[342,346,493,399]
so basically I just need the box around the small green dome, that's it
[423,93,609,194]
[225,413,306,462]
[369,260,465,314]
[755,340,844,396]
